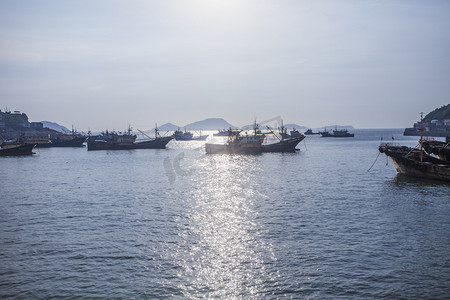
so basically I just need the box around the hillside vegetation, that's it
[424,104,450,121]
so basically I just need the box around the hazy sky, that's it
[1,0,449,131]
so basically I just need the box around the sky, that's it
[0,0,449,131]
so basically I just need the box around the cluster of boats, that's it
[379,115,450,182]
[0,130,87,156]
[3,117,449,182]
[0,123,308,155]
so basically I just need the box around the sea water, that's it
[0,129,449,298]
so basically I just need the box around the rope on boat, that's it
[367,151,381,172]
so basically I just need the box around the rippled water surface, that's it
[1,129,449,299]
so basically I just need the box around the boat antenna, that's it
[420,112,424,163]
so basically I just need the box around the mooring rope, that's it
[367,151,381,172]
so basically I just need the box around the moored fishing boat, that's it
[378,144,450,181]
[206,127,265,154]
[87,126,173,151]
[0,142,36,156]
[206,134,264,154]
[320,128,354,137]
[87,129,136,150]
[37,135,87,148]
[304,129,320,135]
[379,114,450,182]
[263,123,305,152]
[22,127,87,148]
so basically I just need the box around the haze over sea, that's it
[1,129,449,299]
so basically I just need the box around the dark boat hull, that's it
[262,136,305,152]
[379,144,450,182]
[0,144,36,156]
[133,137,173,149]
[320,132,354,137]
[87,137,173,151]
[37,136,87,148]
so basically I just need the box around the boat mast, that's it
[420,112,424,163]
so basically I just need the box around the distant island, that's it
[151,118,237,132]
[404,104,450,137]
[40,121,71,133]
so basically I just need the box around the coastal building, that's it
[404,104,450,137]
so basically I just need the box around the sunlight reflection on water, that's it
[173,155,276,298]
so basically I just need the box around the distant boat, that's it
[173,129,208,141]
[289,129,302,138]
[87,126,173,151]
[0,142,36,156]
[304,129,319,135]
[320,128,354,138]
[213,128,241,137]
[37,135,87,148]
[23,127,87,148]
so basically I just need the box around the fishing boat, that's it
[378,144,450,181]
[19,126,87,148]
[37,135,87,148]
[206,126,265,154]
[87,126,172,151]
[87,129,137,150]
[304,129,320,135]
[0,141,36,156]
[213,128,241,137]
[379,114,450,182]
[265,123,305,152]
[173,129,208,141]
[320,128,354,137]
[289,129,302,138]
